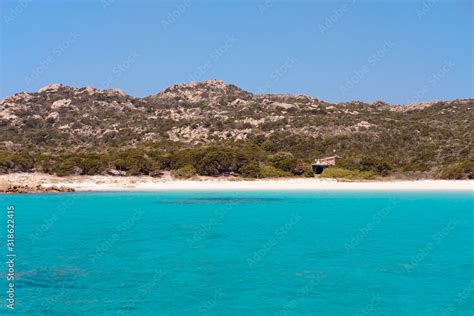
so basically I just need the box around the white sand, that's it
[1,173,473,192]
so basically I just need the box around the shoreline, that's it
[0,173,473,192]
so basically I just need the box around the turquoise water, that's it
[0,191,473,315]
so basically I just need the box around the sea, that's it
[0,191,472,315]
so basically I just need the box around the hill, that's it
[0,80,472,179]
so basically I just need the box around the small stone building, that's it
[311,155,342,175]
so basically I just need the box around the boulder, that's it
[107,169,127,176]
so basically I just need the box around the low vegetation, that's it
[320,167,376,180]
[0,138,472,179]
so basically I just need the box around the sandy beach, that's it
[0,173,473,192]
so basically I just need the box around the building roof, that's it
[316,155,341,160]
[312,155,342,166]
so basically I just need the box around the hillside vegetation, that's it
[0,80,472,179]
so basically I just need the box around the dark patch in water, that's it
[121,238,151,244]
[159,197,283,204]
[16,266,85,289]
[115,305,141,311]
[206,233,226,240]
[457,263,474,271]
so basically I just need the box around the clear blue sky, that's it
[1,0,472,104]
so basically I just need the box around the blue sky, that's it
[1,0,472,103]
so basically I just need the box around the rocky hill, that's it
[0,80,472,179]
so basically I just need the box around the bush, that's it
[11,153,35,172]
[172,164,197,179]
[110,150,157,175]
[359,157,391,176]
[337,157,391,176]
[196,150,234,176]
[261,140,277,153]
[260,165,292,178]
[303,166,315,177]
[270,152,296,172]
[0,153,14,169]
[439,161,474,179]
[78,155,105,175]
[239,161,261,178]
[54,160,79,176]
[113,158,132,171]
[194,147,252,176]
[321,167,376,180]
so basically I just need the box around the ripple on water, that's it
[15,266,86,289]
[159,197,284,204]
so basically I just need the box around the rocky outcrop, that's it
[107,169,127,176]
[149,79,254,106]
[1,185,75,194]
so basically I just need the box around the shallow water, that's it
[0,191,473,315]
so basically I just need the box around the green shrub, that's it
[11,153,35,172]
[359,157,391,176]
[0,153,14,169]
[336,157,391,176]
[239,161,261,178]
[36,155,57,173]
[303,166,315,177]
[194,147,252,176]
[439,161,474,179]
[261,140,277,153]
[54,160,78,176]
[172,164,197,179]
[78,155,105,175]
[196,150,234,176]
[260,165,293,178]
[321,167,376,180]
[110,150,156,175]
[270,152,296,172]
